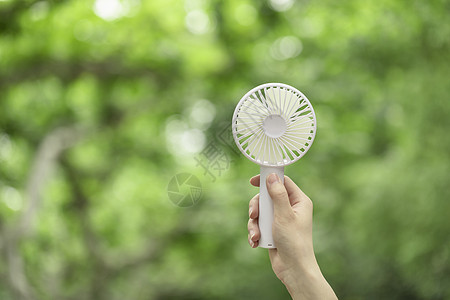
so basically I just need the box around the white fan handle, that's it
[259,166,284,249]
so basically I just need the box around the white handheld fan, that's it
[232,83,317,249]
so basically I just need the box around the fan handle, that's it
[259,165,284,249]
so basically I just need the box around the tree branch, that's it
[0,58,159,90]
[59,155,195,299]
[2,126,86,300]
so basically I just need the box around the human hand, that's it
[247,173,337,300]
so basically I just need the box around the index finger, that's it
[249,194,259,219]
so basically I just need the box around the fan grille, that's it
[232,83,316,166]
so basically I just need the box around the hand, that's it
[248,173,338,300]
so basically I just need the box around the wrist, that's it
[282,256,320,291]
[282,257,337,300]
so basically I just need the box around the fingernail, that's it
[267,173,280,186]
[249,208,253,218]
[251,233,255,241]
[250,230,254,238]
[251,241,255,248]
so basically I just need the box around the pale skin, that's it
[247,173,338,300]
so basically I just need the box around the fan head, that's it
[232,83,317,167]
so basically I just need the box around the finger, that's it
[284,176,308,206]
[248,234,259,248]
[266,173,294,218]
[284,176,313,212]
[253,174,307,207]
[250,175,260,187]
[247,218,260,244]
[249,194,259,219]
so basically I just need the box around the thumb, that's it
[266,173,293,218]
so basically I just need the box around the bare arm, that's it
[247,173,338,300]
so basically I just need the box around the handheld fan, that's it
[232,83,317,249]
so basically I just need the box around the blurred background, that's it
[0,0,449,299]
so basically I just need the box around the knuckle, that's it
[247,219,253,229]
[249,194,258,208]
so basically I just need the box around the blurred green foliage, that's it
[0,0,449,299]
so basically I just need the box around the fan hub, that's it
[263,114,286,138]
